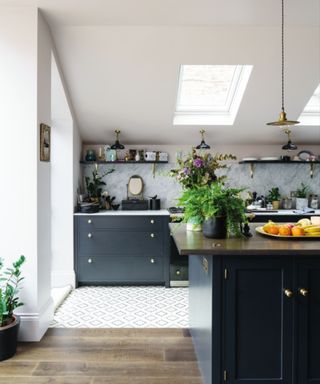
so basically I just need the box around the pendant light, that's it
[267,0,299,127]
[111,129,125,150]
[196,129,210,149]
[282,128,297,150]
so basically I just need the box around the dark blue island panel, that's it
[171,223,320,384]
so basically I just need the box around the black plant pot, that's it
[0,315,20,361]
[203,217,227,239]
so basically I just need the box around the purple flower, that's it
[183,167,190,175]
[193,158,203,168]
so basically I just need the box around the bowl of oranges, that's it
[256,219,320,238]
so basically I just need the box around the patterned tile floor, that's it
[51,286,189,328]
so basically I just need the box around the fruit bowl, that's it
[255,226,320,239]
[256,219,320,239]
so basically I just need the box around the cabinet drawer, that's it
[78,230,164,256]
[78,216,164,231]
[78,255,164,283]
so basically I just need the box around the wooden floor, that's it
[0,328,202,384]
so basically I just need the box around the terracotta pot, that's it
[272,200,280,210]
[203,216,227,239]
[0,315,20,361]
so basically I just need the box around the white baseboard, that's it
[18,297,54,341]
[51,270,76,288]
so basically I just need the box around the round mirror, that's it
[128,175,143,196]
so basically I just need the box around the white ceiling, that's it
[1,0,319,145]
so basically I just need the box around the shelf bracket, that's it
[249,163,254,179]
[310,163,315,179]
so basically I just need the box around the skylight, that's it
[174,65,253,125]
[298,84,320,126]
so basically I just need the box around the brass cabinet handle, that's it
[150,219,155,224]
[88,258,92,264]
[88,219,92,224]
[150,258,155,264]
[299,288,308,297]
[150,233,155,238]
[88,233,92,238]
[202,257,209,274]
[284,289,293,298]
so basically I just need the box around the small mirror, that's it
[128,175,143,197]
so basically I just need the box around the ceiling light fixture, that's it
[111,129,125,150]
[282,128,297,151]
[196,129,210,150]
[267,0,299,127]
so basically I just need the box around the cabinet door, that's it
[296,259,320,384]
[224,258,293,384]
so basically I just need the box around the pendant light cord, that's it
[281,0,285,112]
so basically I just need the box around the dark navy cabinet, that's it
[224,258,293,384]
[188,255,320,384]
[74,214,170,286]
[296,259,320,384]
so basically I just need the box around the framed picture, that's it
[40,123,51,162]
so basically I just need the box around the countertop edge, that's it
[74,209,170,216]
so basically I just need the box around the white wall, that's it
[37,11,54,334]
[0,7,51,341]
[0,7,81,340]
[51,52,80,288]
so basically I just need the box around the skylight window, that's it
[174,65,253,125]
[298,84,320,126]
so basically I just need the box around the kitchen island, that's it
[170,223,320,384]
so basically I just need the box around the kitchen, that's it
[0,0,319,383]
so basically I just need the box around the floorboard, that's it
[0,328,202,384]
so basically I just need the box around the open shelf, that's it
[80,160,168,164]
[239,160,320,164]
[239,160,320,178]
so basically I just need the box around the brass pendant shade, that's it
[196,129,210,149]
[267,0,299,127]
[267,111,300,127]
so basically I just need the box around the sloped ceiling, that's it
[1,0,319,145]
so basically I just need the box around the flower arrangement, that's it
[170,148,236,189]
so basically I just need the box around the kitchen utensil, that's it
[149,195,161,210]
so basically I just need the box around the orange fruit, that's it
[267,225,280,235]
[279,225,292,236]
[291,226,305,236]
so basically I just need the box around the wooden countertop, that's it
[170,223,320,256]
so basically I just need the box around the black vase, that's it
[0,315,20,361]
[203,217,227,239]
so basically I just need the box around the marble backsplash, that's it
[82,162,320,208]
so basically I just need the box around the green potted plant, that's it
[85,166,114,205]
[0,255,25,361]
[295,183,310,210]
[178,183,247,238]
[267,187,281,210]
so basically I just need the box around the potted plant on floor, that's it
[178,183,247,238]
[267,187,281,210]
[295,183,310,210]
[0,255,25,361]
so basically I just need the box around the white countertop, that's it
[74,209,170,216]
[246,209,320,216]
